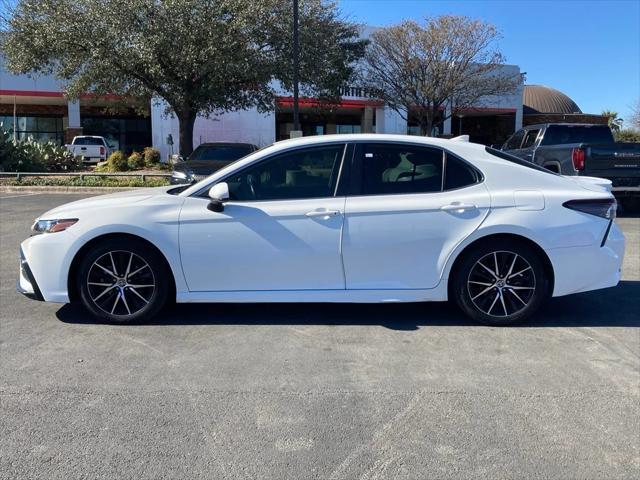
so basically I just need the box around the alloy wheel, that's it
[86,250,156,317]
[466,250,536,318]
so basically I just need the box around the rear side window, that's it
[444,154,481,190]
[541,125,614,145]
[521,129,540,149]
[361,144,443,195]
[190,145,254,161]
[73,137,103,146]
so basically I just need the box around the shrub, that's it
[27,138,81,172]
[127,151,145,170]
[106,151,129,171]
[143,146,161,167]
[1,124,79,172]
[614,129,640,143]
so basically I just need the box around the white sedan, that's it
[18,134,624,325]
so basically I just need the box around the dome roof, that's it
[523,85,582,114]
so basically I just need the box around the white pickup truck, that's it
[65,136,111,163]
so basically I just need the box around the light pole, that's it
[292,0,300,134]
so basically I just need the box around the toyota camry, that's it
[18,134,624,325]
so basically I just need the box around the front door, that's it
[179,143,347,292]
[342,143,491,290]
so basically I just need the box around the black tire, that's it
[451,239,549,326]
[77,238,170,323]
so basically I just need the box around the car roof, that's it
[196,142,257,148]
[524,123,608,129]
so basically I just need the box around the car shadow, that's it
[56,280,640,330]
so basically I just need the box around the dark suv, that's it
[171,142,259,185]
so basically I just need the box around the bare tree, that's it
[629,100,640,131]
[363,15,521,136]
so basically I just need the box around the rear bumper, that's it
[612,186,640,197]
[548,222,625,297]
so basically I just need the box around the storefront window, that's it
[81,116,152,153]
[0,115,64,144]
[336,124,362,134]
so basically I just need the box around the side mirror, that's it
[207,182,229,212]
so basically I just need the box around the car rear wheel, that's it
[452,240,549,326]
[77,238,169,323]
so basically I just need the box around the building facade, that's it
[2,54,525,159]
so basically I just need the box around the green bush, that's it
[101,150,129,172]
[614,129,640,143]
[143,146,161,167]
[105,151,129,171]
[127,151,145,170]
[1,176,169,188]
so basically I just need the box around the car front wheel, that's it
[77,238,169,323]
[452,240,549,326]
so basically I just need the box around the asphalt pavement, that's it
[1,192,639,479]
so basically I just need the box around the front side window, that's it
[361,144,443,195]
[226,144,345,201]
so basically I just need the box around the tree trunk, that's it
[420,111,434,137]
[177,110,197,157]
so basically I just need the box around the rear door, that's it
[342,143,491,290]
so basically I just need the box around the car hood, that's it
[38,186,176,219]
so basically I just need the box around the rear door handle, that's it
[440,202,477,212]
[305,209,340,218]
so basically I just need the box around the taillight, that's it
[563,198,616,220]
[100,146,105,155]
[571,147,585,171]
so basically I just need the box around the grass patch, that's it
[1,176,170,188]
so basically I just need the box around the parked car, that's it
[65,136,111,163]
[501,123,640,209]
[18,134,624,326]
[171,142,258,184]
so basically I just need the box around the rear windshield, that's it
[485,147,558,175]
[73,137,103,145]
[189,145,254,161]
[541,125,613,145]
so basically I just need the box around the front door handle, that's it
[440,202,477,212]
[305,209,340,219]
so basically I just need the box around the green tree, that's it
[2,0,364,156]
[601,109,624,132]
[362,16,521,136]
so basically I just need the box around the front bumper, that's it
[17,247,44,301]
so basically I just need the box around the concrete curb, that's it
[0,186,136,194]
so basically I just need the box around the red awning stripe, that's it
[276,96,384,109]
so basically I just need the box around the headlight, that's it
[31,218,78,234]
[172,170,190,179]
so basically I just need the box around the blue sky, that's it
[339,0,640,124]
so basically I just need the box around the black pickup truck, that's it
[502,123,640,208]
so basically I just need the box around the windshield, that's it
[485,147,558,175]
[189,145,254,162]
[541,125,614,145]
[73,137,104,146]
